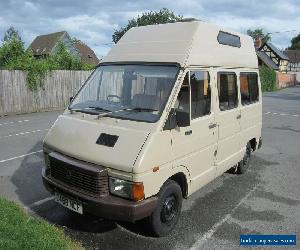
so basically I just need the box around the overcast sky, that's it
[0,0,299,58]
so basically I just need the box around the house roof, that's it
[102,21,258,69]
[284,50,300,63]
[256,50,279,70]
[29,31,67,55]
[260,42,289,60]
[74,41,99,65]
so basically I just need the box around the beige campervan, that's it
[42,20,262,236]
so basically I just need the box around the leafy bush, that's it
[0,27,95,91]
[259,66,277,92]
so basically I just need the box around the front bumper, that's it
[42,168,158,222]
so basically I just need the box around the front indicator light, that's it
[132,182,144,201]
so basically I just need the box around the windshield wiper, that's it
[96,107,134,119]
[69,106,111,115]
[88,106,111,112]
[69,108,98,115]
[70,106,158,119]
[96,107,158,119]
[129,107,159,112]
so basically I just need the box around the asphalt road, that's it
[0,86,299,250]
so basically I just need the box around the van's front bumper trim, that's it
[42,168,158,222]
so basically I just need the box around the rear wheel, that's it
[146,180,182,237]
[236,142,251,174]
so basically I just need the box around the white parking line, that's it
[0,150,43,163]
[0,129,49,140]
[264,112,299,117]
[189,185,258,250]
[23,196,55,212]
[29,196,54,208]
[0,119,29,126]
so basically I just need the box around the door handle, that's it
[185,130,192,136]
[236,114,241,119]
[209,123,217,129]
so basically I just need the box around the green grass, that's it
[0,197,82,250]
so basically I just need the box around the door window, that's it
[217,72,238,111]
[190,71,211,119]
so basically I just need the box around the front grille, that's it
[49,152,108,197]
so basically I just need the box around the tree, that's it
[287,34,300,50]
[247,28,271,43]
[3,26,22,43]
[112,8,183,43]
[0,27,26,68]
[51,42,91,70]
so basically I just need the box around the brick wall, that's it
[295,72,300,83]
[276,72,296,88]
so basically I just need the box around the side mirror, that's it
[176,110,190,127]
[163,109,177,130]
[69,96,73,103]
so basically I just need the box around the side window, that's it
[217,72,238,111]
[190,71,211,119]
[240,73,259,105]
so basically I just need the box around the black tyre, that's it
[146,180,182,237]
[236,142,251,174]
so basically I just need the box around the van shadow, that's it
[10,142,152,236]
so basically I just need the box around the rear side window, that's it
[217,72,238,111]
[190,71,211,119]
[240,73,259,105]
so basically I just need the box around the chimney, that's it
[254,36,262,50]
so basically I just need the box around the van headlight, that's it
[109,177,144,201]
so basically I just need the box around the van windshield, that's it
[70,64,179,122]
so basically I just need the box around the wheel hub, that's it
[161,195,177,223]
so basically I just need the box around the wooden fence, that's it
[0,70,92,116]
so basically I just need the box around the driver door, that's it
[170,70,218,194]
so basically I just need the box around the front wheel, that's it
[236,142,251,174]
[146,180,182,237]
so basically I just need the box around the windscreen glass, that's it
[70,64,179,122]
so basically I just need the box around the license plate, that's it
[54,192,83,214]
